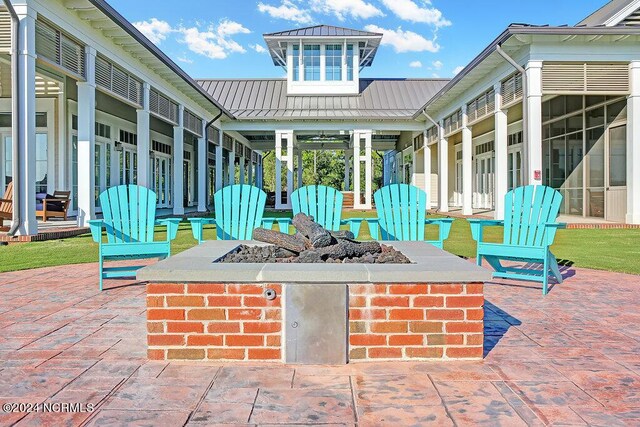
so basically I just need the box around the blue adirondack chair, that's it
[468,185,565,295]
[88,185,181,291]
[290,185,344,231]
[189,184,272,243]
[352,184,454,248]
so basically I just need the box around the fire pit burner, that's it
[216,213,411,264]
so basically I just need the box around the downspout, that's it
[4,0,21,237]
[496,45,529,184]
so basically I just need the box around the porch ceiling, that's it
[61,0,232,118]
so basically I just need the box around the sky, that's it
[108,0,607,80]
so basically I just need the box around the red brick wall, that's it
[147,283,282,361]
[348,283,484,360]
[147,281,483,362]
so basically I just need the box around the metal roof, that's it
[198,78,448,121]
[264,25,382,38]
[577,0,638,26]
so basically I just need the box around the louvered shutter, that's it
[542,62,629,94]
[0,8,11,54]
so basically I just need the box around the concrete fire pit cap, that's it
[137,241,492,284]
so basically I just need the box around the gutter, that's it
[495,45,529,184]
[3,0,20,237]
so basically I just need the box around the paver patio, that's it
[0,261,639,426]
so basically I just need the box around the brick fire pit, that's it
[138,241,490,363]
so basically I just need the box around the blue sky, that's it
[109,0,606,80]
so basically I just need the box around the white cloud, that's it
[258,0,314,24]
[176,55,194,64]
[133,18,173,45]
[364,25,439,53]
[380,0,451,27]
[251,44,268,54]
[311,0,383,20]
[409,61,422,68]
[432,60,443,70]
[453,65,464,75]
[178,20,251,59]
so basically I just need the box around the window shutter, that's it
[35,20,85,78]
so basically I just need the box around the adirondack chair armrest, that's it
[426,217,455,242]
[155,218,181,241]
[88,220,105,244]
[0,198,11,203]
[543,222,566,246]
[341,217,374,239]
[188,217,216,243]
[262,217,291,233]
[467,219,504,242]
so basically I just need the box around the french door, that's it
[507,147,522,191]
[605,125,627,222]
[152,156,171,208]
[183,159,191,207]
[454,154,462,207]
[94,140,111,208]
[120,146,137,186]
[474,154,495,210]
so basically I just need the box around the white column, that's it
[297,148,303,188]
[353,130,372,209]
[525,60,543,185]
[275,131,293,209]
[494,83,508,220]
[136,83,151,188]
[172,105,184,215]
[461,106,473,216]
[423,131,432,210]
[627,61,640,224]
[344,150,351,190]
[77,47,97,228]
[215,130,223,191]
[438,122,449,212]
[286,134,295,203]
[197,120,207,211]
[14,6,37,235]
[228,142,235,185]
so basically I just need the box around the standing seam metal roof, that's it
[197,78,449,120]
[263,25,382,38]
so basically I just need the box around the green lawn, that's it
[1,211,639,275]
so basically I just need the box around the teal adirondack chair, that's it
[291,185,344,231]
[468,185,565,295]
[357,184,454,248]
[88,185,181,291]
[189,184,270,243]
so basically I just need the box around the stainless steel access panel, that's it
[284,284,348,364]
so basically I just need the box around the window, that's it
[303,44,320,81]
[292,44,300,81]
[35,134,47,194]
[325,44,342,81]
[346,44,354,81]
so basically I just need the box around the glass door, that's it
[153,155,171,208]
[507,148,522,191]
[120,146,137,185]
[183,159,191,207]
[605,125,627,223]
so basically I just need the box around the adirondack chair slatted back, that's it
[99,185,157,244]
[0,182,12,214]
[503,185,562,247]
[291,185,343,231]
[374,184,427,241]
[214,185,266,240]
